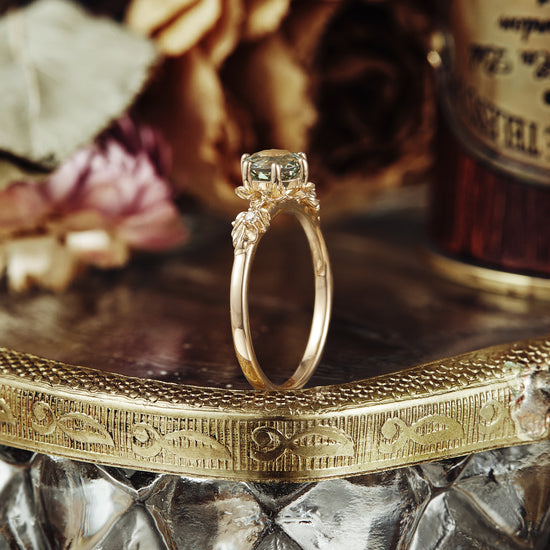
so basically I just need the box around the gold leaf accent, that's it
[379,414,464,453]
[131,423,231,461]
[286,183,320,220]
[163,429,231,460]
[57,412,114,447]
[290,426,355,458]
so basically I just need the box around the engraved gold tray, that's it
[0,198,548,481]
[0,338,547,481]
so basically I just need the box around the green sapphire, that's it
[248,149,302,185]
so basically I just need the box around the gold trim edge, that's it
[0,337,547,482]
[427,249,550,300]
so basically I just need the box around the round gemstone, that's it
[248,149,301,184]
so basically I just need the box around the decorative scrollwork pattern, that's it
[132,423,231,461]
[31,401,114,446]
[379,414,465,453]
[0,399,15,425]
[251,425,355,462]
[0,337,545,480]
[478,400,509,435]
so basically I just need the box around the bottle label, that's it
[445,0,550,180]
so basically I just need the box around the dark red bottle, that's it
[429,1,550,291]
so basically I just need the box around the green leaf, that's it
[0,0,159,169]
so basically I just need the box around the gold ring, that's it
[230,149,333,390]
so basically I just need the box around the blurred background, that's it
[0,0,436,291]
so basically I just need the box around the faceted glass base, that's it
[1,441,548,549]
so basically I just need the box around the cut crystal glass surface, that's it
[1,441,548,549]
[32,455,134,548]
[256,529,304,550]
[276,473,424,550]
[145,477,266,550]
[248,149,301,183]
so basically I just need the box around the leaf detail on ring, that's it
[231,207,270,251]
[286,183,320,220]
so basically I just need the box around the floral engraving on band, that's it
[0,399,15,425]
[251,425,355,462]
[31,402,114,447]
[379,414,464,454]
[478,400,509,435]
[131,423,231,461]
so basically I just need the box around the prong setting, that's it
[271,163,282,187]
[238,149,307,197]
[299,156,308,185]
[241,157,251,185]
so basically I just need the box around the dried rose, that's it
[132,0,436,218]
[125,0,290,61]
[45,117,186,253]
[0,117,186,291]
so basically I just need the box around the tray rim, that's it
[0,336,547,481]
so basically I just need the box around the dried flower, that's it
[0,0,159,173]
[0,181,49,236]
[131,0,436,218]
[46,117,184,252]
[0,117,186,291]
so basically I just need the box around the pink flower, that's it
[0,181,49,236]
[46,116,186,251]
[0,117,186,291]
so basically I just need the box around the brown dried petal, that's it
[157,0,222,56]
[304,0,434,213]
[229,36,317,152]
[244,0,291,40]
[283,0,340,66]
[139,49,243,212]
[125,0,196,35]
[127,0,223,56]
[202,0,245,67]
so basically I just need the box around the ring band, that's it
[230,149,333,390]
